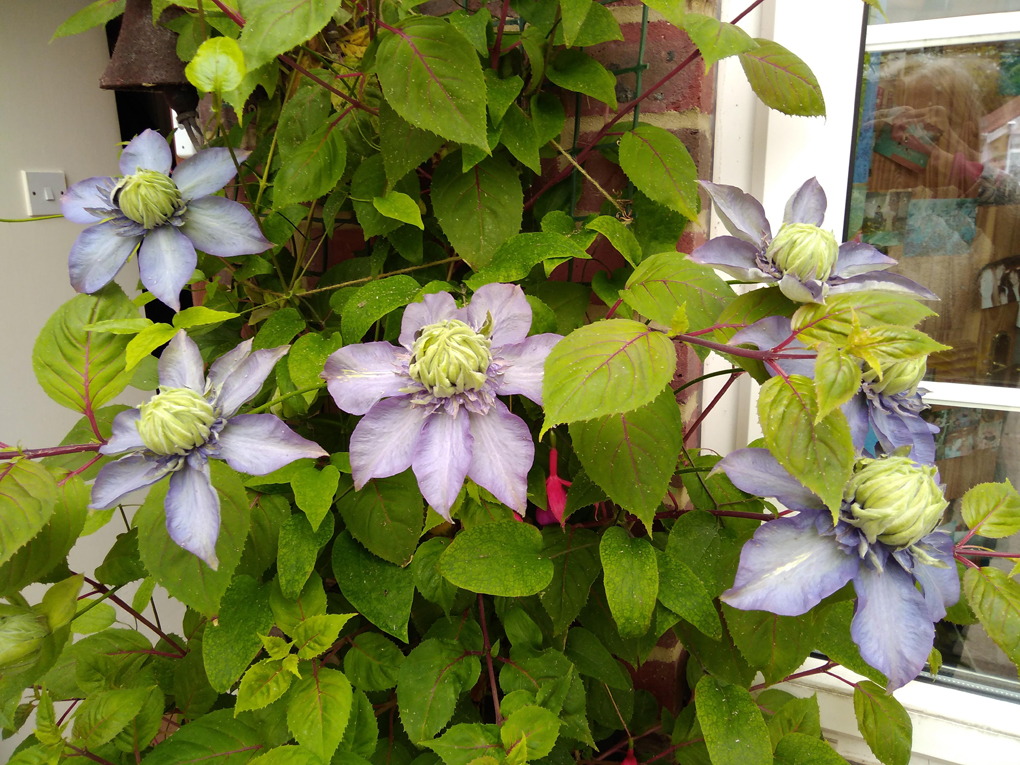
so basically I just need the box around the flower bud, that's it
[845,456,948,548]
[766,223,839,282]
[863,357,927,397]
[138,387,217,456]
[113,169,183,229]
[409,319,493,398]
[0,607,49,672]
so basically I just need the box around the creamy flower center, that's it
[766,223,839,282]
[863,357,926,397]
[409,319,492,398]
[113,169,183,229]
[138,387,217,456]
[844,456,948,549]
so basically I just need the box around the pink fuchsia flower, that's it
[322,284,562,520]
[90,332,326,569]
[61,130,270,310]
[544,447,571,527]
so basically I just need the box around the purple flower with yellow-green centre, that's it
[718,449,958,690]
[61,129,270,311]
[91,332,326,569]
[691,178,936,304]
[322,284,562,519]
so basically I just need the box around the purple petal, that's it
[412,411,473,520]
[100,409,145,456]
[180,196,270,257]
[120,129,172,176]
[467,283,532,347]
[62,177,115,223]
[831,242,896,278]
[721,511,858,615]
[699,181,771,244]
[165,454,220,569]
[869,401,938,464]
[852,561,934,690]
[90,454,175,509]
[217,414,327,475]
[172,148,246,201]
[689,237,771,281]
[399,292,458,350]
[843,393,870,453]
[908,532,961,622]
[214,346,290,417]
[68,221,141,294]
[350,396,428,489]
[467,401,533,514]
[730,316,794,351]
[783,178,826,226]
[138,225,196,312]
[715,448,825,510]
[829,272,938,301]
[206,339,253,400]
[778,273,826,303]
[158,332,206,393]
[323,343,409,416]
[493,334,562,404]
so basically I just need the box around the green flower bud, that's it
[766,223,839,282]
[863,357,927,397]
[0,607,49,673]
[845,456,948,548]
[408,319,492,398]
[113,169,183,229]
[138,387,217,456]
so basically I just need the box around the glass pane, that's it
[848,38,1020,387]
[870,0,1020,25]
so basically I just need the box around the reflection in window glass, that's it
[870,0,1020,25]
[848,37,1020,386]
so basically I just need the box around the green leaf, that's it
[289,331,343,392]
[466,232,590,290]
[500,105,543,174]
[52,0,125,40]
[337,472,423,567]
[425,723,501,765]
[0,460,58,567]
[485,71,524,124]
[683,13,759,70]
[449,7,491,54]
[558,0,593,46]
[739,39,825,117]
[531,93,566,146]
[773,733,846,764]
[622,253,732,334]
[287,462,340,531]
[656,546,721,639]
[814,345,861,422]
[275,122,347,207]
[173,306,241,329]
[696,677,772,765]
[271,572,327,637]
[287,667,353,761]
[32,284,137,412]
[42,406,129,481]
[766,695,821,749]
[136,460,250,615]
[239,493,291,579]
[140,709,260,765]
[95,528,145,586]
[278,83,332,158]
[600,527,658,638]
[125,324,179,371]
[204,575,275,693]
[845,324,948,374]
[378,99,445,187]
[570,387,683,530]
[373,191,424,230]
[758,375,854,518]
[186,37,246,94]
[853,680,912,765]
[250,745,321,765]
[83,317,153,334]
[332,532,414,642]
[564,628,630,690]
[293,613,353,659]
[72,598,116,634]
[815,601,887,685]
[413,537,460,613]
[552,1,623,46]
[239,0,343,71]
[725,606,820,685]
[345,632,405,691]
[432,152,523,270]
[539,527,601,635]
[338,690,379,759]
[72,687,148,748]
[277,512,335,600]
[546,50,618,109]
[502,705,561,760]
[374,18,488,148]
[254,306,306,350]
[341,276,421,345]
[237,658,296,713]
[397,638,481,743]
[174,640,218,718]
[439,521,553,597]
[791,293,934,348]
[964,566,1020,668]
[960,481,1020,538]
[585,216,642,267]
[542,319,677,433]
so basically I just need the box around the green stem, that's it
[0,214,63,223]
[295,256,461,298]
[248,383,326,414]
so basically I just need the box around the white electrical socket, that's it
[23,171,67,216]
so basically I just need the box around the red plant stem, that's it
[477,594,502,724]
[82,576,187,657]
[684,324,744,337]
[955,554,980,569]
[65,745,115,765]
[57,698,80,727]
[491,0,512,70]
[60,454,103,485]
[956,548,1019,559]
[208,0,245,26]
[749,660,836,692]
[645,740,704,764]
[605,298,624,319]
[683,371,742,443]
[594,724,663,762]
[278,55,380,115]
[0,443,102,460]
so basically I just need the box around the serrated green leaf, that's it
[140,709,260,765]
[204,575,275,692]
[174,642,218,718]
[563,627,630,690]
[0,460,58,567]
[600,527,657,638]
[424,723,501,765]
[791,293,934,348]
[373,191,424,229]
[332,532,414,642]
[500,105,542,174]
[964,566,1020,669]
[186,37,246,94]
[293,613,354,659]
[739,39,825,117]
[502,705,561,760]
[239,0,343,71]
[52,0,125,39]
[439,521,553,597]
[725,605,820,685]
[412,537,460,614]
[289,331,343,392]
[622,252,732,335]
[277,512,335,600]
[586,216,642,267]
[95,528,145,586]
[766,696,822,749]
[845,324,948,374]
[340,276,421,345]
[683,13,759,70]
[126,324,178,370]
[960,481,1020,538]
[539,527,601,635]
[72,687,148,748]
[237,658,296,714]
[546,50,617,109]
[83,317,153,334]
[253,307,306,350]
[773,732,846,764]
[275,122,347,208]
[271,572,327,637]
[814,345,861,422]
[552,1,622,46]
[657,546,720,639]
[696,676,771,765]
[466,232,589,290]
[619,125,699,220]
[344,632,405,691]
[397,638,480,743]
[485,70,524,124]
[173,306,240,329]
[853,680,911,765]
[815,601,887,685]
[337,472,423,567]
[378,99,445,187]
[71,598,116,634]
[288,667,353,761]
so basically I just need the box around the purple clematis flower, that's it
[691,178,936,303]
[322,283,562,519]
[717,448,959,690]
[91,332,326,568]
[61,130,270,311]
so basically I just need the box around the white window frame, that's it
[707,1,1020,762]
